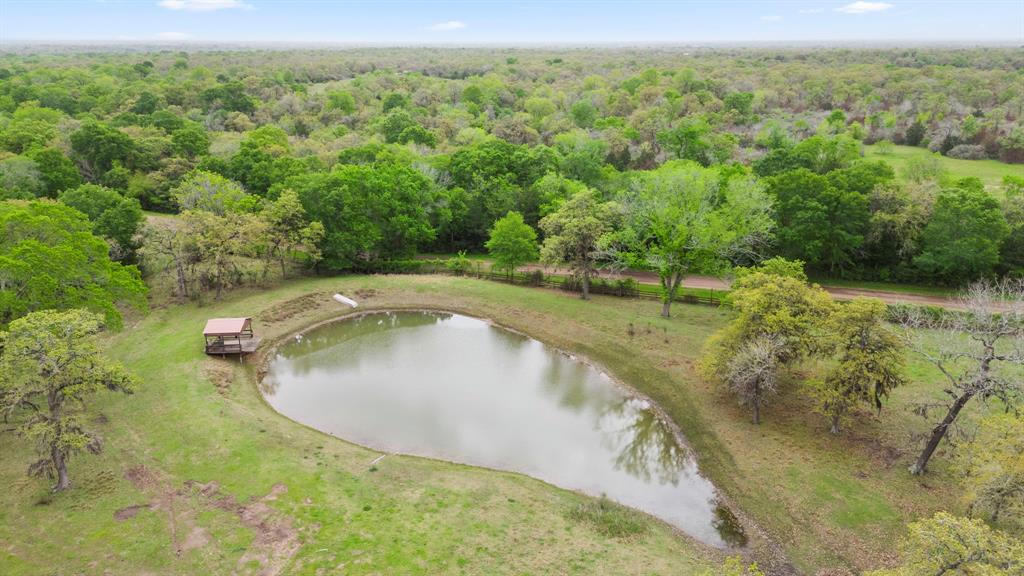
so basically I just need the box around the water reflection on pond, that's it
[261,311,744,548]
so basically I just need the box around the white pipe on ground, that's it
[333,294,358,308]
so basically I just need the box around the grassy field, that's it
[864,143,1022,193]
[806,277,956,298]
[0,275,983,575]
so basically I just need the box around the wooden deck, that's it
[205,337,261,355]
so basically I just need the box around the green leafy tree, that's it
[554,131,609,186]
[570,99,598,129]
[1001,184,1024,276]
[291,161,436,269]
[26,148,81,198]
[656,117,735,166]
[0,309,137,492]
[0,105,60,153]
[69,121,137,181]
[539,189,617,300]
[809,298,905,434]
[733,256,807,282]
[864,182,932,275]
[260,188,325,278]
[485,211,538,279]
[326,90,356,114]
[767,168,869,274]
[701,266,835,407]
[171,123,211,158]
[59,184,144,258]
[867,513,1023,576]
[0,200,147,327]
[956,412,1024,529]
[173,170,257,215]
[378,109,433,145]
[0,156,45,198]
[723,91,755,122]
[621,162,774,318]
[183,209,266,299]
[914,183,1009,285]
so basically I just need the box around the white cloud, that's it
[761,15,783,22]
[836,2,894,14]
[155,31,191,40]
[798,8,825,14]
[158,0,250,12]
[428,20,467,31]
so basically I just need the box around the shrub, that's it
[526,269,545,286]
[445,251,472,276]
[567,496,648,539]
[946,144,987,160]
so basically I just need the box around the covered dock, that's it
[203,317,260,355]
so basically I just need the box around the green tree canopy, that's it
[290,161,436,270]
[26,148,81,198]
[172,170,257,215]
[809,297,905,434]
[957,412,1024,530]
[539,189,618,300]
[485,211,539,278]
[867,513,1023,576]
[0,309,137,491]
[59,184,144,257]
[914,183,1009,285]
[619,162,775,317]
[0,200,147,328]
[767,168,870,274]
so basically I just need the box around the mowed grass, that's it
[0,275,980,574]
[864,143,1023,194]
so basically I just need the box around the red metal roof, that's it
[203,317,251,336]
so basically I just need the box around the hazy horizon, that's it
[2,1,1021,45]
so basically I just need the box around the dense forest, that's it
[1,47,1022,299]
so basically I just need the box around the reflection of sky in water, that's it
[262,311,740,548]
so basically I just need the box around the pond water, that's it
[260,311,744,549]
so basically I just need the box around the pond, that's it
[260,310,744,549]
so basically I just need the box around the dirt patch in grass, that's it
[179,526,212,553]
[204,360,236,396]
[125,464,160,491]
[352,287,378,300]
[184,480,299,575]
[114,503,151,521]
[257,291,333,324]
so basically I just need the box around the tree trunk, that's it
[830,414,841,435]
[52,445,70,492]
[752,398,761,425]
[581,271,590,300]
[174,257,188,298]
[910,391,973,475]
[660,272,684,318]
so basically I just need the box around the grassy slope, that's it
[0,276,976,575]
[864,143,1023,194]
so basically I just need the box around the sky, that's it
[1,1,1022,44]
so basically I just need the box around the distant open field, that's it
[864,143,1023,194]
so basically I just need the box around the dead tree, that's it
[900,279,1024,475]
